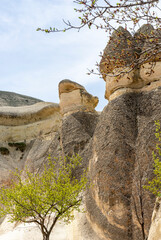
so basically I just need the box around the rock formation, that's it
[100,26,134,79]
[0,83,99,240]
[59,79,98,115]
[1,25,161,240]
[0,98,61,189]
[147,197,161,240]
[100,24,161,101]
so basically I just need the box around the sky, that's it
[0,0,109,111]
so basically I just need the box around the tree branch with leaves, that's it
[0,154,88,240]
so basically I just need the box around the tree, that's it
[144,120,161,196]
[37,0,161,78]
[0,154,88,240]
[37,0,159,33]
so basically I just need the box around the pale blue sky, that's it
[0,0,108,110]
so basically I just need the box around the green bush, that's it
[144,120,161,196]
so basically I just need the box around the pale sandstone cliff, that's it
[0,80,157,240]
[1,25,161,240]
[0,82,99,240]
[148,198,161,240]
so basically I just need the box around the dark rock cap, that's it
[134,24,154,40]
[99,24,161,80]
[134,24,154,58]
[100,26,134,80]
[141,27,161,62]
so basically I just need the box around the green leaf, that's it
[144,120,161,196]
[0,154,88,238]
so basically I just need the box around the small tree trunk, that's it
[41,224,50,240]
[43,233,50,240]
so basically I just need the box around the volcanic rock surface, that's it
[0,91,42,106]
[0,82,158,240]
[59,79,98,115]
[100,24,161,101]
[0,25,161,240]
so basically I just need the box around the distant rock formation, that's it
[0,91,42,106]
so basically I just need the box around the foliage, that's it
[0,154,88,240]
[37,0,161,77]
[144,120,161,196]
[37,0,159,33]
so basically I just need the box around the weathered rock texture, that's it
[100,25,161,101]
[0,82,159,240]
[0,26,161,240]
[0,91,42,106]
[0,102,60,142]
[59,88,159,240]
[59,79,98,115]
[100,26,134,80]
[134,24,154,56]
[0,85,99,240]
[0,94,61,189]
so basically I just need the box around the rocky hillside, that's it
[0,25,161,240]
